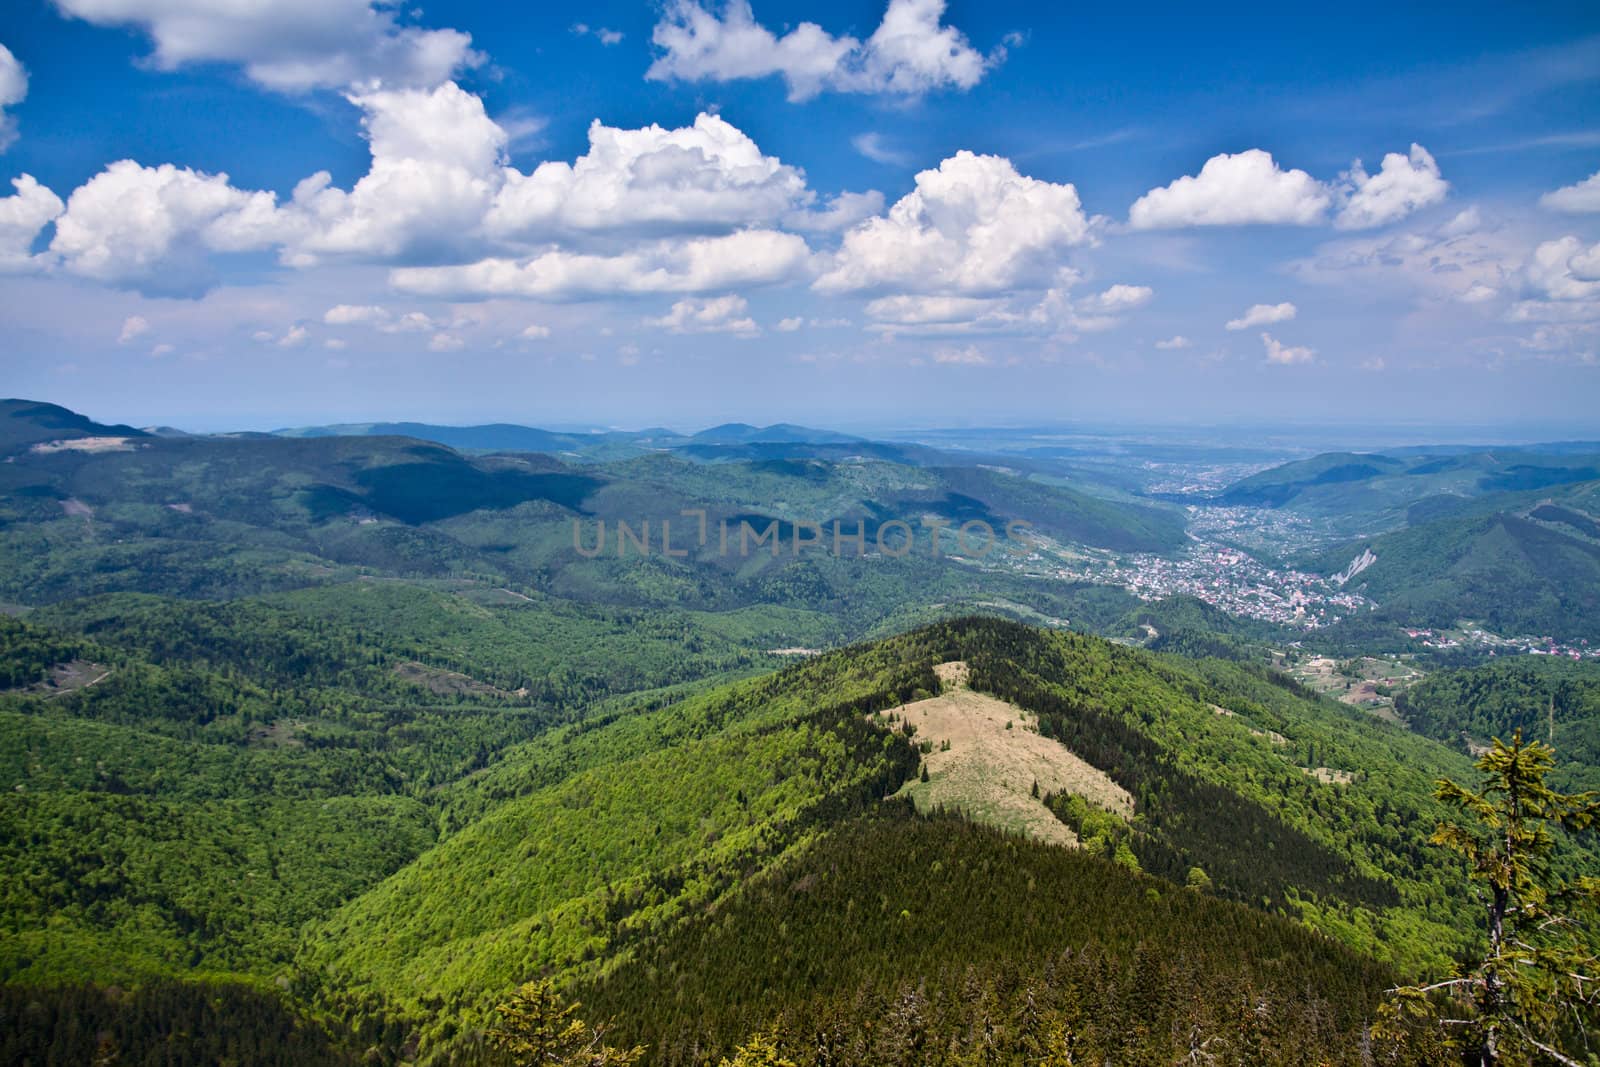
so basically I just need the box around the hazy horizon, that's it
[18,393,1600,450]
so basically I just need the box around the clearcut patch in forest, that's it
[876,660,1132,847]
[8,658,113,698]
[392,660,527,699]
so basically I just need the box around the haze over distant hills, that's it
[4,396,1600,1063]
[0,400,150,453]
[271,418,866,454]
[1201,442,1600,641]
[12,397,1600,644]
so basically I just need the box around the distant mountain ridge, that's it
[273,418,865,456]
[1303,478,1600,641]
[0,399,1189,614]
[1216,447,1600,511]
[0,399,150,455]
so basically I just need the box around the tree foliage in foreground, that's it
[1378,731,1600,1065]
[485,980,643,1066]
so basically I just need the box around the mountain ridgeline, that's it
[4,400,1600,1064]
[1214,443,1600,641]
[0,398,1183,619]
[9,598,1589,1064]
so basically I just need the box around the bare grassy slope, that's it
[879,661,1132,846]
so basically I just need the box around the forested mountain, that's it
[8,598,1593,1063]
[0,399,149,455]
[276,420,657,457]
[272,419,868,456]
[3,401,1599,1064]
[1216,446,1600,518]
[1395,655,1600,789]
[0,399,1183,621]
[1302,480,1600,641]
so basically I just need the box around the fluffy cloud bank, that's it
[816,151,1093,295]
[486,112,811,240]
[0,44,26,152]
[48,161,281,295]
[15,83,826,299]
[390,230,810,300]
[1129,150,1330,229]
[1541,170,1600,214]
[0,176,64,272]
[50,0,482,91]
[812,152,1160,338]
[647,0,996,101]
[1129,145,1446,230]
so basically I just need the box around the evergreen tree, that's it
[1377,730,1600,1065]
[718,1031,797,1067]
[487,980,645,1066]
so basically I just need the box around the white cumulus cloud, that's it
[36,83,835,296]
[816,151,1093,296]
[1541,170,1600,214]
[1226,302,1297,330]
[649,294,759,335]
[1261,332,1314,365]
[1154,335,1190,350]
[283,81,507,265]
[1129,150,1330,229]
[1334,144,1448,230]
[51,0,482,91]
[487,112,810,240]
[48,161,281,295]
[1131,145,1447,230]
[0,175,64,272]
[0,44,28,152]
[647,0,995,102]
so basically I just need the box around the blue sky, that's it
[1,0,1599,432]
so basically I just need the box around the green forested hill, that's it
[580,813,1396,1066]
[1303,487,1600,641]
[1216,446,1600,520]
[3,402,1597,1065]
[1394,656,1600,790]
[0,401,1193,658]
[286,619,1517,1051]
[3,594,1594,1063]
[0,398,150,455]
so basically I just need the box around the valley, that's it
[1,399,1598,1065]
